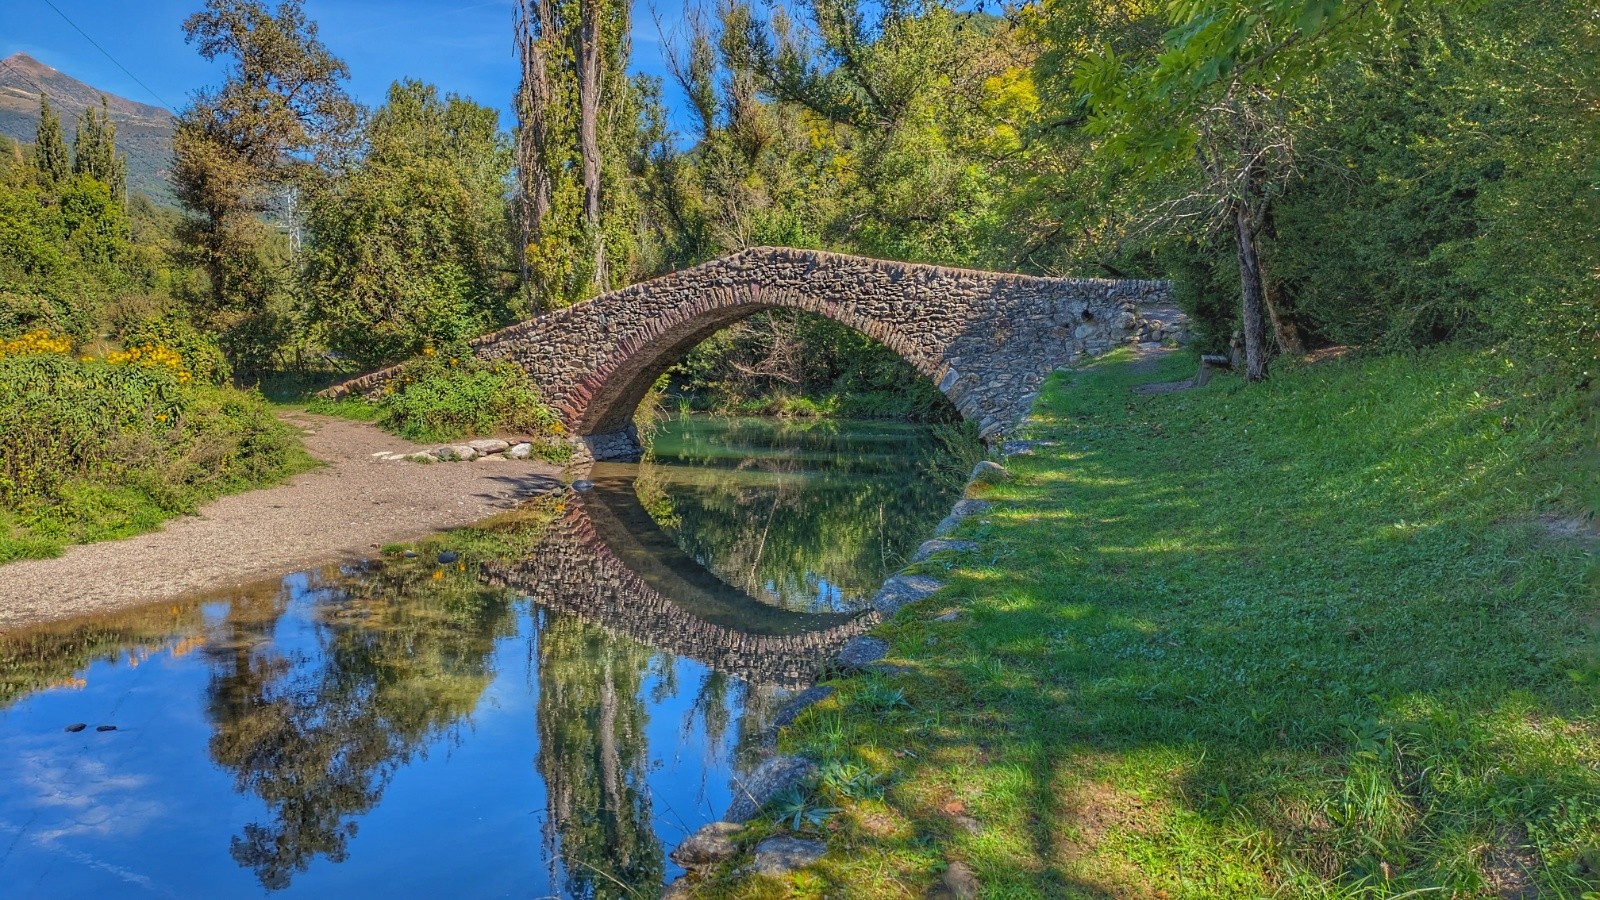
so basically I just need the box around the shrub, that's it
[121,317,231,384]
[370,347,566,447]
[0,332,310,560]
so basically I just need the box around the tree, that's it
[32,95,69,188]
[174,0,359,376]
[1075,0,1441,380]
[302,81,517,366]
[514,0,560,305]
[72,96,127,201]
[513,0,659,305]
[575,0,608,288]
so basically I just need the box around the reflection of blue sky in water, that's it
[0,569,776,896]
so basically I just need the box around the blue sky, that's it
[1,0,692,133]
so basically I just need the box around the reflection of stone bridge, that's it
[481,480,878,688]
[328,248,1172,461]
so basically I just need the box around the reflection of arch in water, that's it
[481,484,877,688]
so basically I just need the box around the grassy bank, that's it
[705,347,1600,898]
[0,333,314,562]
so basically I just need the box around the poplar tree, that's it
[514,0,645,305]
[72,96,127,201]
[32,95,69,188]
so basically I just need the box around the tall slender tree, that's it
[514,0,560,307]
[32,95,68,188]
[575,0,607,288]
[72,96,127,201]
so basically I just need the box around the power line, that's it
[36,0,177,110]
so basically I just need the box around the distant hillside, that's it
[0,53,177,206]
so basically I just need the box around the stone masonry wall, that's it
[325,247,1173,461]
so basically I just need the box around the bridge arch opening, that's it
[574,288,967,445]
[625,307,962,430]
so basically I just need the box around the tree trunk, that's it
[514,0,556,310]
[1233,200,1270,382]
[1258,207,1306,356]
[576,0,607,290]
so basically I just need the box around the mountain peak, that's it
[3,52,54,72]
[0,53,178,204]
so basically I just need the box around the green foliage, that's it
[0,156,135,341]
[302,80,519,367]
[1271,0,1597,369]
[351,349,566,448]
[0,346,311,561]
[121,316,231,384]
[175,0,360,377]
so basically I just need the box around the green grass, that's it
[0,354,316,562]
[303,394,384,422]
[698,346,1600,898]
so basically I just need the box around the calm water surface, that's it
[0,416,970,897]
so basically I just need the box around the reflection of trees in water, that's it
[642,418,971,612]
[532,611,796,897]
[0,601,209,707]
[204,564,518,891]
[535,612,663,897]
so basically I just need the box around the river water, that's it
[0,416,972,897]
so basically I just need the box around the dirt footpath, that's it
[0,412,567,628]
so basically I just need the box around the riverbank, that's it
[0,412,564,629]
[696,347,1600,897]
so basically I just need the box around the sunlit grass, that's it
[695,345,1600,898]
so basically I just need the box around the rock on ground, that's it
[724,756,816,823]
[671,821,741,869]
[873,574,945,617]
[773,686,835,729]
[969,460,1010,484]
[835,637,890,673]
[934,500,993,537]
[912,539,979,562]
[751,836,826,877]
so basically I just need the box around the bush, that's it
[121,316,231,384]
[363,347,566,447]
[0,333,310,560]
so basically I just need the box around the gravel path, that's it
[0,412,566,628]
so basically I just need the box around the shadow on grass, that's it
[746,347,1600,899]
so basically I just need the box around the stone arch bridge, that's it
[326,247,1175,462]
